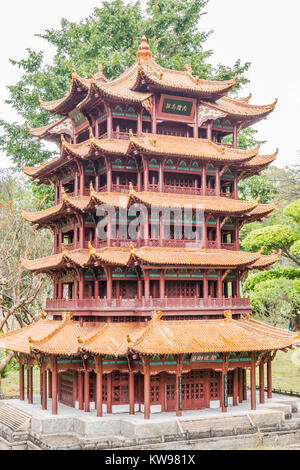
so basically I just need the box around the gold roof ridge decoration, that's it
[136,36,152,59]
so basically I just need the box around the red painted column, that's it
[152,96,157,134]
[144,270,150,300]
[96,357,103,417]
[207,121,213,141]
[203,270,208,299]
[160,373,166,412]
[19,363,24,401]
[48,371,52,399]
[107,106,113,139]
[250,353,256,410]
[267,357,272,399]
[216,217,221,249]
[129,371,135,415]
[215,167,220,197]
[144,160,149,192]
[220,372,227,413]
[107,373,112,414]
[233,125,238,148]
[143,357,151,420]
[159,270,165,299]
[138,279,143,300]
[243,369,247,401]
[217,270,223,298]
[175,358,182,417]
[259,362,265,404]
[84,370,90,412]
[202,166,207,196]
[73,371,78,407]
[28,364,33,405]
[106,268,113,300]
[52,358,58,415]
[42,370,47,410]
[159,161,164,192]
[238,368,243,403]
[78,372,84,410]
[233,173,238,199]
[233,368,238,406]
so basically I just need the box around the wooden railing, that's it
[46,296,251,311]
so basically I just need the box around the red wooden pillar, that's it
[52,358,58,415]
[84,370,90,412]
[107,106,113,139]
[129,371,135,415]
[107,162,112,192]
[159,270,165,299]
[96,357,103,417]
[106,267,113,300]
[215,167,220,197]
[28,364,33,405]
[220,356,228,413]
[42,370,47,410]
[137,110,142,137]
[267,357,272,399]
[48,370,52,398]
[107,372,113,414]
[175,357,183,417]
[159,161,164,193]
[243,368,247,401]
[217,270,223,298]
[238,368,243,403]
[202,166,207,196]
[152,95,157,134]
[216,217,221,249]
[19,362,25,401]
[259,362,265,404]
[233,368,238,406]
[143,357,151,420]
[250,353,256,410]
[161,373,166,412]
[233,125,238,148]
[144,270,150,300]
[144,160,149,192]
[78,372,84,410]
[233,173,238,199]
[207,121,213,141]
[73,371,78,407]
[203,270,208,299]
[137,279,143,299]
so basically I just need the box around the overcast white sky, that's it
[0,0,299,169]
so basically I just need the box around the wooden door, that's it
[59,371,73,407]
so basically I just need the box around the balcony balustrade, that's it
[46,295,251,312]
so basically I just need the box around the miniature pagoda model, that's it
[1,37,299,419]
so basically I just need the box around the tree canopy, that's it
[0,0,251,169]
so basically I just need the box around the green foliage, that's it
[0,351,18,379]
[0,0,250,169]
[249,279,300,327]
[291,240,300,257]
[242,224,298,254]
[238,172,279,204]
[243,267,300,292]
[284,199,300,224]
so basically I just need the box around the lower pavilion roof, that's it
[20,246,280,273]
[0,312,298,357]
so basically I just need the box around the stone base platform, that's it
[0,392,300,450]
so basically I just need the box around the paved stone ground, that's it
[2,390,299,422]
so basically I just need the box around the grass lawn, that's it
[1,368,40,397]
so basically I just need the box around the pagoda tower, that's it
[1,37,298,419]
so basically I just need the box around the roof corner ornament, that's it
[136,35,152,60]
[98,64,103,74]
[90,181,95,193]
[256,195,261,203]
[129,128,134,142]
[224,310,232,322]
[151,310,163,322]
[62,243,69,256]
[62,312,72,322]
[72,66,78,80]
[40,311,46,320]
[77,335,84,344]
[130,242,135,254]
[88,241,96,256]
[243,312,250,321]
[258,246,264,255]
[129,182,135,196]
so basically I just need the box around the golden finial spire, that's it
[88,241,96,256]
[130,242,135,254]
[136,36,152,59]
[90,181,95,193]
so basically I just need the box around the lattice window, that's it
[166,384,175,401]
[150,376,160,403]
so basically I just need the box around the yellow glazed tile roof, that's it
[0,314,298,356]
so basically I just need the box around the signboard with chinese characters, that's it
[157,94,196,122]
[190,353,219,363]
[69,109,88,130]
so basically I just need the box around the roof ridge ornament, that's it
[224,310,232,322]
[88,241,96,256]
[151,311,163,322]
[136,36,152,60]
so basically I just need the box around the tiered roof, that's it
[20,245,280,273]
[0,312,298,356]
[22,135,277,185]
[21,188,277,229]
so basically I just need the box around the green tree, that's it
[0,0,250,170]
[242,198,300,267]
[249,279,300,329]
[243,267,300,292]
[238,172,279,204]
